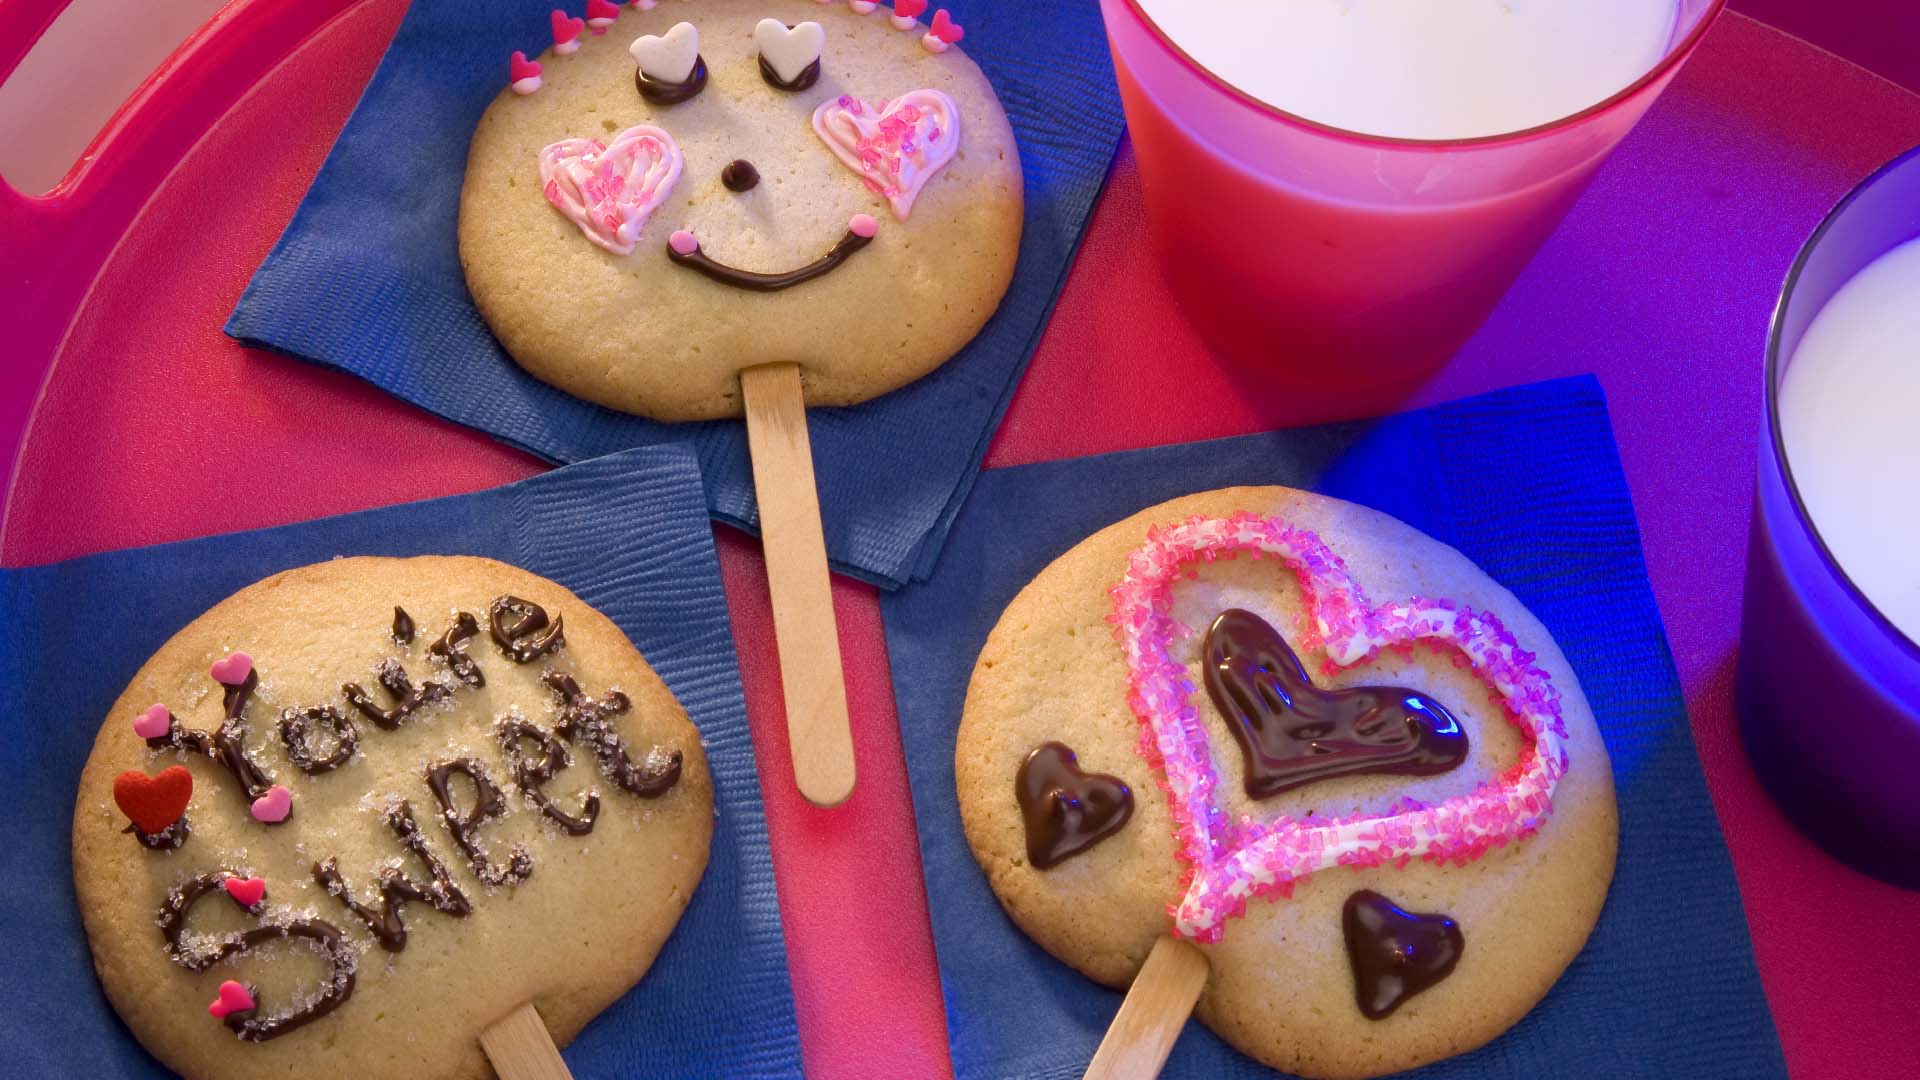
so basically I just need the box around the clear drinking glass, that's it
[1097,0,1725,383]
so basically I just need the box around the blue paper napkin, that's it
[0,445,800,1077]
[224,0,1122,590]
[880,376,1786,1080]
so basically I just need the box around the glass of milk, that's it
[1738,145,1920,889]
[1098,0,1723,383]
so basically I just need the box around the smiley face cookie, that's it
[459,0,1023,421]
[956,488,1618,1080]
[72,556,712,1080]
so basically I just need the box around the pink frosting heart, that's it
[539,125,685,255]
[223,876,267,909]
[207,980,255,1020]
[812,91,960,220]
[1108,513,1571,942]
[249,785,292,824]
[208,651,252,686]
[132,703,171,740]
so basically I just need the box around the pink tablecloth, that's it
[5,6,1918,1078]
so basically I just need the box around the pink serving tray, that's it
[5,3,1920,1078]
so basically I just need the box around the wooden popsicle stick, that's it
[479,1001,572,1080]
[1083,935,1211,1080]
[739,361,857,807]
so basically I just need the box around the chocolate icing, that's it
[1343,890,1464,1020]
[721,159,760,192]
[499,718,600,835]
[545,672,683,797]
[391,606,415,644]
[160,872,356,1042]
[1015,743,1133,869]
[278,706,359,773]
[635,54,707,105]
[144,672,285,819]
[424,758,534,887]
[124,817,190,850]
[488,595,565,663]
[667,228,873,293]
[429,612,485,688]
[343,658,452,730]
[1202,609,1469,799]
[758,52,820,92]
[314,802,471,951]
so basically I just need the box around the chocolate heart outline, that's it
[1108,512,1571,942]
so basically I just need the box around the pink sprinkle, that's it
[668,230,699,255]
[208,651,252,686]
[848,214,879,238]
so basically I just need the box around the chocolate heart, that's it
[1202,609,1469,799]
[113,766,194,835]
[1015,743,1133,869]
[1343,889,1464,1019]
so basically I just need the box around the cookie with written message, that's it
[956,487,1618,1079]
[459,0,1022,420]
[72,556,712,1079]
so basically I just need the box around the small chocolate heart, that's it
[1343,890,1464,1020]
[1015,743,1133,869]
[1203,609,1469,799]
[113,766,193,835]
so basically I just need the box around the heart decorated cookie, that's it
[72,556,714,1079]
[957,487,1618,1079]
[459,0,1022,421]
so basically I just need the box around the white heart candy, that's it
[753,18,825,84]
[629,21,699,84]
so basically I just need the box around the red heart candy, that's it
[930,8,963,42]
[895,0,928,18]
[510,51,543,83]
[113,766,193,834]
[207,980,255,1020]
[551,10,584,43]
[223,876,267,909]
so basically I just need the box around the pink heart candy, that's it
[208,651,252,686]
[132,704,171,740]
[249,785,292,824]
[848,214,879,239]
[509,50,542,85]
[894,0,928,18]
[539,125,685,255]
[1109,513,1571,943]
[812,90,961,220]
[929,8,963,43]
[207,980,255,1020]
[551,10,585,46]
[223,876,267,909]
[586,0,619,28]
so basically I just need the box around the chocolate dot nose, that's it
[721,159,760,192]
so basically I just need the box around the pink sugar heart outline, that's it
[1107,512,1572,943]
[539,125,684,255]
[812,90,960,221]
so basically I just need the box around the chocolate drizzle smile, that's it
[667,228,873,293]
[1202,609,1469,798]
[144,670,284,819]
[635,54,707,104]
[160,872,356,1042]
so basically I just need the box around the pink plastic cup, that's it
[1099,0,1725,383]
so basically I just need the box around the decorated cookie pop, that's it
[460,0,1021,807]
[72,556,712,1079]
[956,487,1618,1079]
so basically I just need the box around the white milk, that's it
[1133,0,1681,139]
[1780,237,1920,642]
